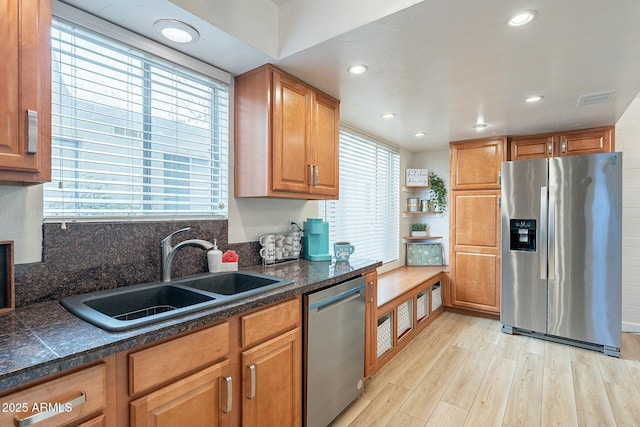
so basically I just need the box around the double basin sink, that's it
[60,271,293,332]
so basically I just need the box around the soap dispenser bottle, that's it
[207,239,223,273]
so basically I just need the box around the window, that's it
[319,128,400,263]
[44,16,229,219]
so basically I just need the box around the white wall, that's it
[615,93,640,333]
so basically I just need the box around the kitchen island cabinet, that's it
[448,137,506,317]
[235,64,339,199]
[0,0,51,183]
[509,126,614,161]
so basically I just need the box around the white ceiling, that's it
[57,0,640,152]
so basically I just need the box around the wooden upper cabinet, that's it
[509,134,554,160]
[235,64,340,199]
[509,126,614,161]
[0,0,51,183]
[449,137,506,190]
[272,72,312,194]
[557,126,613,157]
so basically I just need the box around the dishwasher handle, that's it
[307,284,365,312]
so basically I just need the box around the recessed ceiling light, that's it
[472,123,488,130]
[525,95,544,103]
[508,10,538,27]
[347,64,368,75]
[414,132,426,137]
[154,19,200,43]
[381,113,396,119]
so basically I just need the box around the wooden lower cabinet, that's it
[449,190,501,314]
[130,361,230,427]
[364,271,378,379]
[0,358,114,427]
[241,328,302,427]
[118,296,302,427]
[451,251,500,312]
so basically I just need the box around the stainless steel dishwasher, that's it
[304,276,366,427]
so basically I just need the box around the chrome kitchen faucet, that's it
[161,227,214,282]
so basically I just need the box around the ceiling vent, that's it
[577,91,615,107]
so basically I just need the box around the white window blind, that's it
[44,18,229,219]
[319,129,400,263]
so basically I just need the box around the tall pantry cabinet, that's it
[448,137,506,315]
[0,0,51,183]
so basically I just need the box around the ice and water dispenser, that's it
[509,219,536,252]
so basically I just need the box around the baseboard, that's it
[622,321,640,333]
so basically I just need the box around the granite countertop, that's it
[0,258,381,392]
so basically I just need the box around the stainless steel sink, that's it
[60,271,293,332]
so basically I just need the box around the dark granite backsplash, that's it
[13,220,260,307]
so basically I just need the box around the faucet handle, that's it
[162,227,191,246]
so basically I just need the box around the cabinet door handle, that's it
[15,391,86,427]
[27,110,38,154]
[314,165,319,186]
[547,138,553,155]
[308,164,314,186]
[223,376,232,414]
[561,137,567,153]
[247,364,256,399]
[368,281,374,303]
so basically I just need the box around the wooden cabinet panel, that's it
[509,127,614,161]
[449,135,503,316]
[272,72,311,193]
[364,271,378,379]
[510,135,554,160]
[0,0,51,182]
[130,361,230,427]
[558,127,613,156]
[450,137,506,190]
[310,91,340,196]
[129,322,229,395]
[241,298,300,348]
[76,414,107,427]
[235,64,339,199]
[0,363,107,427]
[450,190,501,314]
[242,328,302,427]
[452,192,500,248]
[452,251,500,312]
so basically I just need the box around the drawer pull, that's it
[247,364,256,399]
[223,376,233,414]
[15,391,86,427]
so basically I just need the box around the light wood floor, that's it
[331,312,640,427]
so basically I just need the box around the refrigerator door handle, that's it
[548,185,556,280]
[540,186,548,279]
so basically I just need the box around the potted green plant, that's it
[410,223,429,237]
[429,172,447,213]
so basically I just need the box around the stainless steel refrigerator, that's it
[501,152,622,357]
